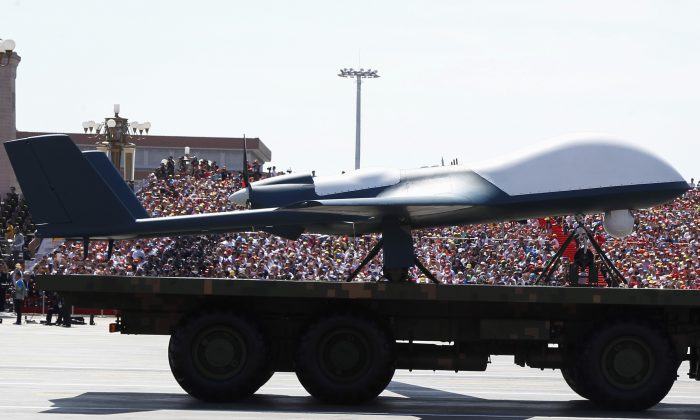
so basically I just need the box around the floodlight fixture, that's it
[338,67,381,169]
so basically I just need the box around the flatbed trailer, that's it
[38,275,700,411]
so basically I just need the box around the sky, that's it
[3,0,700,179]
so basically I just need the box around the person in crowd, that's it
[5,223,14,240]
[131,244,146,260]
[12,269,27,324]
[155,162,167,180]
[167,156,175,177]
[6,186,18,207]
[11,230,24,254]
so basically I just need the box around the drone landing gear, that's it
[346,218,439,284]
[535,221,627,287]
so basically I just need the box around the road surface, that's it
[1,313,699,419]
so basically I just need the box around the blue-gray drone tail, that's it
[4,134,146,238]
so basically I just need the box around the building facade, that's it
[16,131,271,181]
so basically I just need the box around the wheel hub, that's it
[602,337,653,389]
[193,326,246,380]
[319,328,370,383]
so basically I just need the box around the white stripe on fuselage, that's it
[314,167,401,196]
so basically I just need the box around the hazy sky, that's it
[4,0,699,178]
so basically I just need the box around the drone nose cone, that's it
[229,189,249,206]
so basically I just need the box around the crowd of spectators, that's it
[25,157,700,289]
[599,189,700,289]
[2,187,34,235]
[2,186,35,266]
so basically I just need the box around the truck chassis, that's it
[38,275,700,411]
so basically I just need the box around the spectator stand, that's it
[2,187,36,269]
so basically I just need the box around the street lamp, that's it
[0,38,16,67]
[82,104,151,182]
[338,67,380,170]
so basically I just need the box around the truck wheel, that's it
[295,314,395,403]
[168,311,270,402]
[561,367,594,400]
[575,321,677,410]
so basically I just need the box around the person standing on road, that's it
[45,292,65,326]
[12,270,27,324]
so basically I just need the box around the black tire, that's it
[561,366,594,400]
[574,321,678,410]
[255,370,275,390]
[295,313,395,403]
[168,311,270,402]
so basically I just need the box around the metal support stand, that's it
[536,222,627,287]
[345,238,440,284]
[585,228,627,287]
[414,257,440,284]
[346,239,384,282]
[346,215,444,284]
[535,231,577,285]
[107,239,115,260]
[82,238,90,260]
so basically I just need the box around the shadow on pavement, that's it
[45,380,700,419]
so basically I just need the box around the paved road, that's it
[1,313,700,419]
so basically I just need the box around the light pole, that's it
[338,68,379,170]
[0,38,16,67]
[82,104,151,182]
